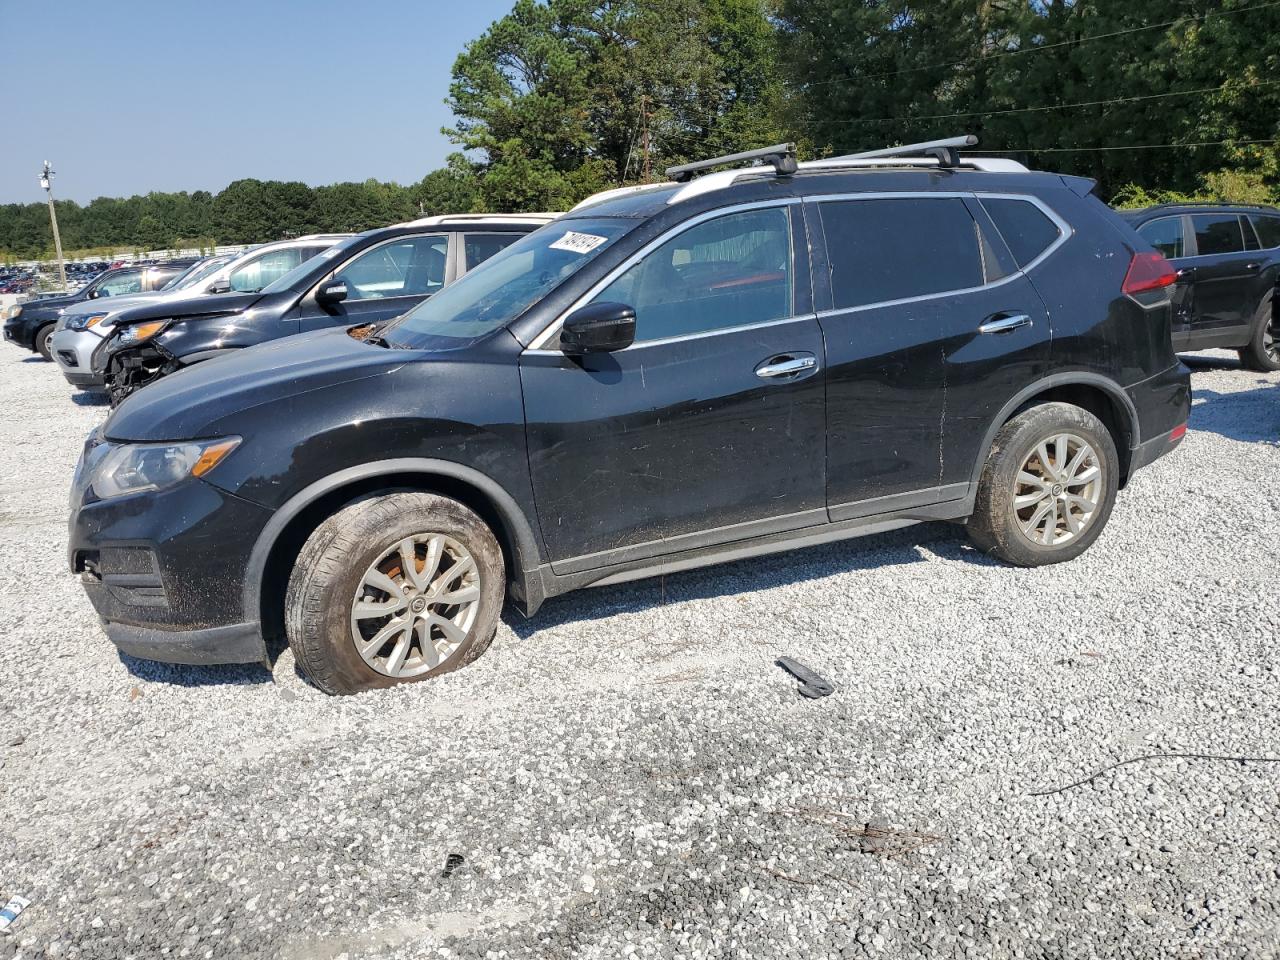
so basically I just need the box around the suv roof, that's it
[396,213,560,228]
[1120,202,1280,221]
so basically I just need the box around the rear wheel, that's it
[285,492,505,695]
[34,324,54,361]
[967,402,1119,567]
[1238,292,1280,372]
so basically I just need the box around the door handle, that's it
[1244,262,1261,273]
[1176,267,1196,279]
[755,354,817,379]
[978,313,1032,335]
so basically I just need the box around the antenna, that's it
[665,143,798,183]
[832,134,979,169]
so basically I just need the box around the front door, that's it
[519,203,827,573]
[298,233,451,332]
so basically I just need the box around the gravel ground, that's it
[0,349,1278,960]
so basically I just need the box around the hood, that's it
[104,327,407,441]
[111,291,265,326]
[63,291,163,317]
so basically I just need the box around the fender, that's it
[967,371,1142,486]
[241,457,545,622]
[178,347,241,365]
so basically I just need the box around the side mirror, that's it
[316,280,348,306]
[560,301,636,354]
[207,279,232,295]
[90,289,107,299]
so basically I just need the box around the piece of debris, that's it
[129,686,142,702]
[0,895,31,934]
[441,853,465,878]
[6,734,24,748]
[776,658,835,699]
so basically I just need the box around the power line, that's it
[798,78,1280,128]
[793,0,1280,90]
[979,138,1279,154]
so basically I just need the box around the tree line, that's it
[4,0,1279,259]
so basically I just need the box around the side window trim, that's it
[810,190,1070,318]
[526,198,807,351]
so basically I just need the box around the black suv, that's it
[1122,203,1280,370]
[3,260,197,360]
[97,216,553,404]
[69,140,1190,694]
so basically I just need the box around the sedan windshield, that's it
[171,256,230,290]
[383,218,634,350]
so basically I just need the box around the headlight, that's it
[115,320,168,345]
[66,311,109,332]
[89,437,241,500]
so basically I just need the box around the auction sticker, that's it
[549,231,608,254]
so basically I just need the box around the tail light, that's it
[1122,251,1177,296]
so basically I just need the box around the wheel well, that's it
[1010,383,1134,486]
[256,472,522,647]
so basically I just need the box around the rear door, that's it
[1135,215,1195,345]
[1184,212,1263,343]
[811,192,1053,518]
[519,202,827,572]
[297,233,451,332]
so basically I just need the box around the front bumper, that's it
[69,463,275,666]
[3,317,36,350]
[51,328,107,387]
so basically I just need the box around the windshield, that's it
[160,263,202,291]
[384,218,634,350]
[171,256,229,290]
[259,243,355,295]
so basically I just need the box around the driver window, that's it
[98,270,143,296]
[591,207,793,343]
[336,235,448,301]
[229,248,306,293]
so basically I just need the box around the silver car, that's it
[50,236,350,388]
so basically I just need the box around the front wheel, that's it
[966,402,1119,567]
[1238,292,1280,372]
[35,324,54,361]
[285,492,505,695]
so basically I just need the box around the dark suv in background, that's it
[1123,203,1280,370]
[98,214,554,403]
[69,138,1190,694]
[3,260,197,360]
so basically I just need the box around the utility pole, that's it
[39,161,68,292]
[640,95,652,181]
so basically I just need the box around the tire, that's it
[966,402,1119,567]
[34,324,54,361]
[1238,292,1280,372]
[285,492,505,695]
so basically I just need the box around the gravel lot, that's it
[1,349,1277,960]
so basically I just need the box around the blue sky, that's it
[0,0,516,203]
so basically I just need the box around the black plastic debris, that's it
[441,853,465,878]
[777,658,835,699]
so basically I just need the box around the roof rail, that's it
[665,143,797,183]
[1138,200,1278,211]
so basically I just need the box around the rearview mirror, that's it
[207,279,232,295]
[560,301,636,354]
[316,280,348,306]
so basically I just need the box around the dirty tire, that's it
[1238,292,1280,372]
[285,492,504,695]
[35,324,54,361]
[966,402,1119,567]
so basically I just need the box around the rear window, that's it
[1191,213,1244,255]
[1251,214,1280,249]
[820,197,983,309]
[1137,217,1185,259]
[981,197,1061,268]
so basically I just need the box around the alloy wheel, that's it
[1012,433,1104,547]
[349,533,481,678]
[1265,307,1279,364]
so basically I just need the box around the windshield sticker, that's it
[549,231,608,254]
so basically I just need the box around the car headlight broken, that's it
[90,437,241,500]
[115,320,169,345]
